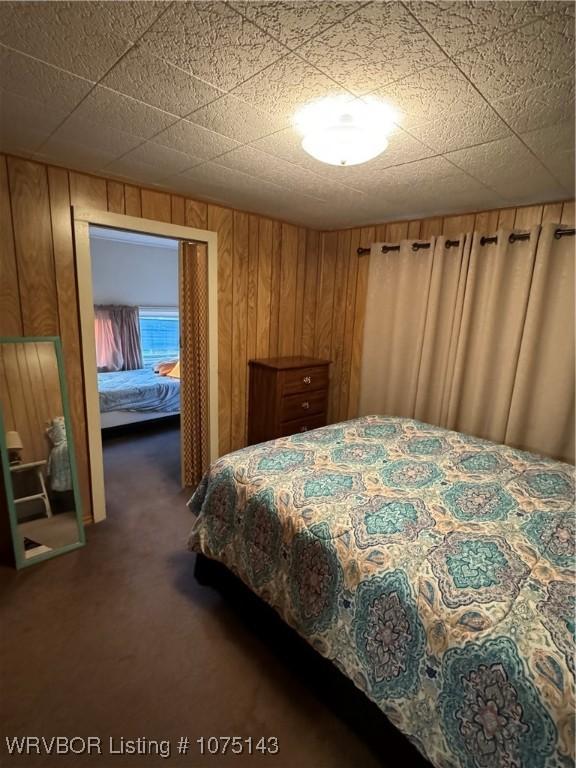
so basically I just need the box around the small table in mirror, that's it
[0,337,85,567]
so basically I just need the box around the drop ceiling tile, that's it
[373,61,486,129]
[0,46,94,113]
[493,77,575,135]
[47,116,144,158]
[139,1,288,92]
[409,103,511,153]
[153,120,240,160]
[230,52,348,122]
[296,3,447,95]
[406,1,549,57]
[445,136,566,201]
[455,13,575,101]
[35,140,116,173]
[0,89,68,151]
[101,45,225,118]
[214,145,343,198]
[120,142,205,175]
[520,119,575,192]
[102,156,172,186]
[69,86,176,140]
[231,1,361,49]
[520,118,575,158]
[0,1,164,81]
[186,94,287,144]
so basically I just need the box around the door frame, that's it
[73,207,219,523]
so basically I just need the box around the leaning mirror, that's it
[0,337,85,568]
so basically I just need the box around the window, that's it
[138,308,179,368]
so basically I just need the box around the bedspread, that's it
[188,416,575,768]
[98,368,180,413]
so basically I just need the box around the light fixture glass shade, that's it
[294,95,398,167]
[302,126,389,167]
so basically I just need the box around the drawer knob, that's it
[300,426,308,432]
[302,401,310,409]
[303,376,312,384]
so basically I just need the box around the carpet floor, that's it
[1,425,418,768]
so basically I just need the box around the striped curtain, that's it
[179,242,210,487]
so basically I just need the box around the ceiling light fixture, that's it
[294,95,398,167]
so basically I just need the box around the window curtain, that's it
[179,241,210,487]
[94,307,123,372]
[359,225,575,463]
[94,305,143,371]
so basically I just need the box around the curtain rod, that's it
[357,227,576,255]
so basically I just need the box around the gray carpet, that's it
[0,425,383,768]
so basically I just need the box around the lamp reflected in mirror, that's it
[0,337,85,568]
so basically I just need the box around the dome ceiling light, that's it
[294,96,398,167]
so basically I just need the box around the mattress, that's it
[188,415,575,768]
[97,368,180,414]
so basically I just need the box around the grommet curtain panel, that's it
[94,304,143,371]
[179,241,210,487]
[359,223,575,463]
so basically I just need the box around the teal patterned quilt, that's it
[187,416,575,768]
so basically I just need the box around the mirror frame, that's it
[0,336,85,568]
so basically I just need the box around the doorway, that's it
[73,208,219,523]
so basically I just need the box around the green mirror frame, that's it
[0,336,85,568]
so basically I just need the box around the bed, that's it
[98,368,180,428]
[188,415,575,768]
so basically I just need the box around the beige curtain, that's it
[359,227,575,463]
[179,241,210,487]
[359,239,435,418]
[414,235,472,425]
[94,305,143,370]
[445,227,540,442]
[505,224,575,463]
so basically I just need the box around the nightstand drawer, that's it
[281,366,329,396]
[279,413,326,437]
[280,389,327,422]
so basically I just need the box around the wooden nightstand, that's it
[248,356,331,445]
[10,461,52,520]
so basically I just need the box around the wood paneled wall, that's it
[0,342,62,464]
[0,153,321,520]
[0,151,572,523]
[319,200,576,426]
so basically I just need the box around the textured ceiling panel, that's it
[67,86,176,140]
[406,1,550,57]
[186,94,287,143]
[0,46,93,112]
[138,1,287,91]
[408,103,511,153]
[118,141,204,176]
[0,89,66,154]
[101,46,225,117]
[230,52,348,121]
[297,2,447,94]
[152,119,240,160]
[445,136,567,201]
[231,1,362,49]
[0,1,164,80]
[46,116,144,158]
[493,77,575,135]
[373,61,487,129]
[455,12,575,101]
[0,0,573,228]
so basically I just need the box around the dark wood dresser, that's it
[247,357,331,445]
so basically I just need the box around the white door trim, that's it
[72,207,219,523]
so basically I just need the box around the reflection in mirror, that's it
[0,338,84,567]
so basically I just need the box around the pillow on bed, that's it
[155,360,178,376]
[166,360,180,379]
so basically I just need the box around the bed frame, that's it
[194,553,432,767]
